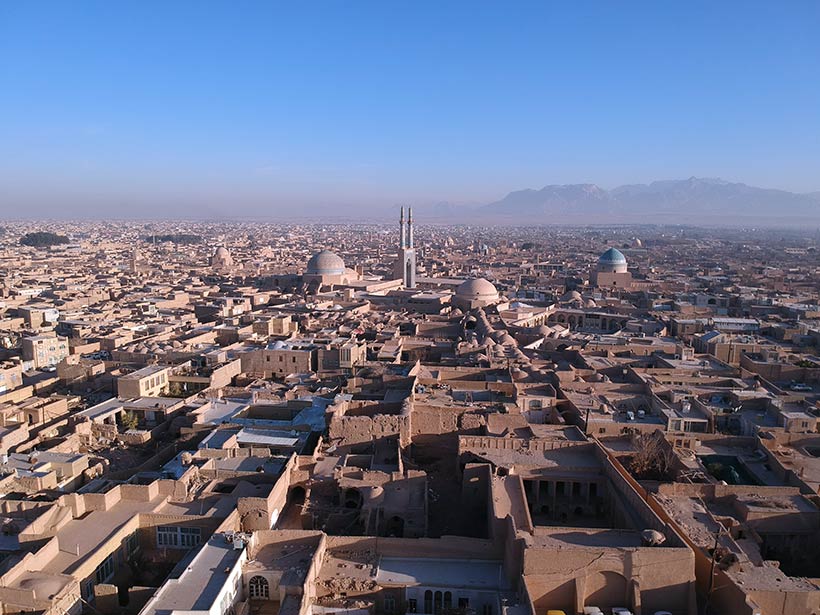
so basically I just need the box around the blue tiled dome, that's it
[599,247,627,265]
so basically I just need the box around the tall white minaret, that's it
[400,206,406,249]
[407,207,414,249]
[394,205,417,289]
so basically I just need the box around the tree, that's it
[20,232,70,247]
[142,233,202,244]
[629,432,676,481]
[121,410,139,431]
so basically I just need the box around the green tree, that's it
[121,410,139,431]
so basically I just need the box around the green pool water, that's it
[699,454,763,486]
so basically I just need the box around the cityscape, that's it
[1,217,819,615]
[2,3,820,615]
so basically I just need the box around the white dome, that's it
[212,246,233,267]
[455,278,499,301]
[306,250,345,275]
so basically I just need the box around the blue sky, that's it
[1,1,819,218]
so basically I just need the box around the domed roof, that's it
[561,290,583,303]
[212,245,233,267]
[599,247,627,265]
[306,250,345,275]
[455,278,498,301]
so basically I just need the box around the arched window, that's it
[434,591,443,614]
[248,576,270,599]
[424,590,433,614]
[443,592,452,610]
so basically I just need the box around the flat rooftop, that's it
[376,557,504,590]
[119,364,168,380]
[141,533,244,614]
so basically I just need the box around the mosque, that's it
[210,245,234,271]
[452,277,501,310]
[221,208,509,311]
[393,206,417,288]
[303,249,360,289]
[590,247,633,289]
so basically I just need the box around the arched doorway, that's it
[248,575,270,599]
[585,570,627,609]
[343,488,362,509]
[290,486,306,505]
[385,516,405,537]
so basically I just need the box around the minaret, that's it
[400,206,406,249]
[408,207,414,249]
[394,205,417,289]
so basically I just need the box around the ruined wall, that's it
[655,482,802,500]
[328,414,406,449]
[523,546,695,615]
[746,587,820,615]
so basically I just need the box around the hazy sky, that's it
[1,1,819,218]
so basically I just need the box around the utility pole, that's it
[704,528,722,614]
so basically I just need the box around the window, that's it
[407,599,417,613]
[424,591,433,614]
[180,526,201,547]
[458,598,469,609]
[483,606,493,615]
[157,526,178,546]
[384,597,396,614]
[443,592,452,610]
[248,576,270,599]
[157,526,201,548]
[95,554,115,584]
[434,591,443,614]
[125,531,139,557]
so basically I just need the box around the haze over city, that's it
[2,2,820,223]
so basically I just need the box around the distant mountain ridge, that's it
[480,177,820,224]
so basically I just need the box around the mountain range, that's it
[471,177,820,225]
